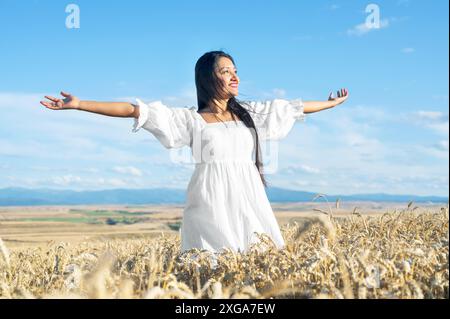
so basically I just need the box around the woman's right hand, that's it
[40,91,80,110]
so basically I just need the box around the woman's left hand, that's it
[328,88,349,107]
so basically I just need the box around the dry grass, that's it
[0,205,448,299]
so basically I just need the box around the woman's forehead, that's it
[217,57,235,68]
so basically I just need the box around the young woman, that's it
[40,51,349,255]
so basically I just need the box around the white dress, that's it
[132,98,306,254]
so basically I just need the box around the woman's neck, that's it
[209,98,229,114]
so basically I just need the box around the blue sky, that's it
[0,0,448,197]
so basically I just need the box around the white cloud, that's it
[280,164,321,175]
[261,88,288,99]
[3,175,139,190]
[0,92,160,165]
[347,19,389,37]
[416,111,446,121]
[30,166,100,174]
[121,87,198,109]
[439,140,448,152]
[272,88,287,98]
[269,103,448,196]
[298,165,320,174]
[411,111,449,136]
[438,140,449,151]
[343,131,383,149]
[84,167,100,174]
[427,122,450,136]
[333,104,389,124]
[54,136,99,150]
[0,92,44,109]
[415,142,449,160]
[113,166,143,177]
[52,175,83,186]
[103,178,129,187]
[270,162,449,197]
[161,86,197,108]
[431,95,449,102]
[0,139,52,158]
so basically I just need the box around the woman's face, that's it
[214,57,240,99]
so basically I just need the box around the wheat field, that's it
[0,204,448,299]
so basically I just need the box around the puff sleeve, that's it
[132,99,193,149]
[241,99,306,141]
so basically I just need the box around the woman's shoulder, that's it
[135,99,200,129]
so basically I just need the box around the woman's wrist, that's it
[329,100,339,108]
[76,100,86,110]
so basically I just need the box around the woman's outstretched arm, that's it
[40,91,139,118]
[303,88,349,114]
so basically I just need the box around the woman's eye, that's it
[221,69,237,76]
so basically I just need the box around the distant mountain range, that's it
[0,187,447,206]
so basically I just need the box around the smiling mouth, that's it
[229,83,238,88]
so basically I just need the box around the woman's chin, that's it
[221,90,238,99]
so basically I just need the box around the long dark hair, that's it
[195,50,268,187]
